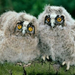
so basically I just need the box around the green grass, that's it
[0,61,75,75]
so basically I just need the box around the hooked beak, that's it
[51,19,55,28]
[22,21,29,35]
[22,27,27,35]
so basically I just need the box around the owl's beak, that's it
[22,21,29,35]
[51,19,55,28]
[22,27,27,35]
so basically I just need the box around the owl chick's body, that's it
[0,11,40,64]
[38,5,75,70]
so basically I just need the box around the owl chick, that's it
[38,5,75,70]
[0,11,40,64]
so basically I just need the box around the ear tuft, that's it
[31,17,37,24]
[58,7,64,14]
[44,5,51,13]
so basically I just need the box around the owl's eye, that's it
[57,17,62,22]
[28,27,33,32]
[17,25,22,29]
[27,23,34,32]
[47,18,50,22]
[45,15,50,24]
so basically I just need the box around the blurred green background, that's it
[0,0,75,18]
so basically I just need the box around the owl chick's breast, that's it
[51,26,74,61]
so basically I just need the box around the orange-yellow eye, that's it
[47,18,50,22]
[57,18,62,22]
[28,27,33,32]
[17,25,22,29]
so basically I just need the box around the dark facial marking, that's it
[55,15,64,27]
[44,15,51,26]
[27,22,35,34]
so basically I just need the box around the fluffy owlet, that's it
[38,5,75,70]
[0,11,40,64]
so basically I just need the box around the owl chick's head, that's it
[15,20,35,36]
[3,11,38,37]
[44,5,66,28]
[38,5,74,28]
[44,14,64,28]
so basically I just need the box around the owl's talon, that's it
[62,61,70,70]
[23,63,31,67]
[66,61,70,70]
[16,63,22,66]
[46,55,49,60]
[62,61,66,65]
[41,55,46,61]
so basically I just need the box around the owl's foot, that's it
[41,55,46,61]
[47,55,49,60]
[16,63,22,66]
[16,62,31,67]
[62,61,70,70]
[23,63,31,67]
[62,61,66,65]
[66,61,70,70]
[41,55,49,61]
